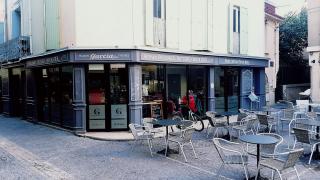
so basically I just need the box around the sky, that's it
[269,0,306,16]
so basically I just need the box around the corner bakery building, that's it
[1,48,268,133]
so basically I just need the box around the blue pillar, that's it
[128,64,143,125]
[208,67,215,111]
[73,65,87,134]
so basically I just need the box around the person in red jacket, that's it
[181,91,197,113]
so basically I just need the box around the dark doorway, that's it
[167,74,181,99]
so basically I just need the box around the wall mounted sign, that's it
[139,51,268,67]
[75,51,132,61]
[26,53,69,68]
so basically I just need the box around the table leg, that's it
[257,144,260,167]
[157,126,178,156]
[221,116,231,140]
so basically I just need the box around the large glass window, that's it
[214,67,225,113]
[166,65,187,118]
[61,66,74,127]
[142,65,165,119]
[214,67,240,113]
[40,68,50,122]
[48,67,61,125]
[188,66,207,115]
[87,64,106,130]
[110,64,128,129]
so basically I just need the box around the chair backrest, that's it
[282,109,295,119]
[296,100,309,106]
[213,138,226,162]
[237,113,248,122]
[129,124,139,139]
[180,120,193,130]
[258,133,283,155]
[283,148,304,169]
[257,114,268,126]
[313,106,320,113]
[142,118,156,130]
[293,127,310,144]
[181,128,195,143]
[245,117,256,130]
[295,118,313,130]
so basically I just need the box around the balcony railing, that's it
[0,36,30,62]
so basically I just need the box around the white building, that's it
[264,1,283,105]
[0,0,268,133]
[307,0,320,103]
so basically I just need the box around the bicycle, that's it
[170,107,205,132]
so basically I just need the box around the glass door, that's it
[225,68,240,113]
[87,64,106,130]
[214,67,240,113]
[48,67,61,125]
[109,64,128,130]
[40,69,50,122]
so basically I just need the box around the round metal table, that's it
[240,134,278,179]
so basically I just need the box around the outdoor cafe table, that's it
[151,119,184,155]
[239,134,278,179]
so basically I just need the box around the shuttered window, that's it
[240,7,248,55]
[45,0,60,50]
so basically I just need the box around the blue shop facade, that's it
[1,48,268,133]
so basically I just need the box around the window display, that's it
[142,65,165,118]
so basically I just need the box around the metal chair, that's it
[129,123,154,157]
[213,138,249,180]
[280,108,295,131]
[205,111,227,138]
[257,114,277,133]
[165,128,198,162]
[142,117,164,135]
[255,148,304,180]
[230,116,256,140]
[292,127,320,164]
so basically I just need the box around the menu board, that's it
[111,104,127,129]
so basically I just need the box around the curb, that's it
[76,133,134,141]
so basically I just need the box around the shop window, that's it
[142,65,165,119]
[48,67,61,125]
[110,64,128,129]
[88,64,105,130]
[61,66,74,127]
[188,66,207,115]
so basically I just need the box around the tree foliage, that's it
[279,8,308,66]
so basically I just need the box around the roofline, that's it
[265,13,284,22]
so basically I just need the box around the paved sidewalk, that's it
[0,116,320,179]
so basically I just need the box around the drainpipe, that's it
[4,0,8,41]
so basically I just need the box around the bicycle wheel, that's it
[190,113,204,131]
[192,119,204,131]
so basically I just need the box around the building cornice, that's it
[265,13,283,22]
[307,46,320,52]
[20,46,268,62]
